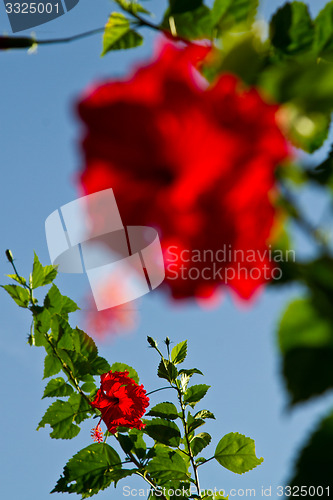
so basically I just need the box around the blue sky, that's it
[1,0,333,499]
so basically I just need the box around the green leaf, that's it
[1,284,30,308]
[81,381,97,394]
[178,368,203,376]
[102,13,143,56]
[288,408,333,491]
[68,393,94,424]
[32,306,51,346]
[52,443,124,495]
[51,315,74,349]
[129,428,147,460]
[147,402,179,420]
[183,384,210,407]
[171,340,187,365]
[282,106,331,153]
[169,0,202,15]
[31,253,57,287]
[259,57,333,114]
[194,409,215,420]
[44,353,62,378]
[91,356,111,375]
[314,1,333,60]
[162,5,213,40]
[37,400,80,439]
[212,0,258,33]
[73,327,98,360]
[42,377,74,398]
[158,359,178,383]
[56,328,109,380]
[187,416,205,435]
[42,265,58,285]
[215,432,264,474]
[144,418,181,447]
[44,284,62,314]
[31,252,45,288]
[6,274,26,286]
[147,447,189,484]
[115,0,150,15]
[179,367,203,393]
[61,295,79,314]
[110,362,139,383]
[190,432,211,456]
[270,2,314,56]
[279,298,333,353]
[118,430,147,460]
[278,297,333,404]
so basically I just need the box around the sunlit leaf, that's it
[215,432,263,474]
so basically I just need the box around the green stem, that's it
[146,386,175,396]
[196,456,214,467]
[45,335,91,404]
[1,9,191,51]
[176,387,201,496]
[115,436,168,500]
[6,253,34,303]
[0,27,105,50]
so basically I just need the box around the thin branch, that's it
[146,386,175,396]
[176,387,201,496]
[0,10,190,51]
[0,27,105,50]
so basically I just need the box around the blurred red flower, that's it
[90,371,149,434]
[77,40,289,301]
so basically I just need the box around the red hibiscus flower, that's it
[90,371,149,434]
[77,40,290,301]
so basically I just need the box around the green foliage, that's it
[110,362,139,383]
[144,418,181,447]
[162,4,213,40]
[184,384,210,407]
[43,377,74,399]
[158,359,178,383]
[147,447,190,483]
[37,400,81,439]
[44,352,63,378]
[270,2,314,56]
[194,409,215,420]
[190,432,211,456]
[1,284,30,308]
[31,253,57,288]
[52,443,129,495]
[215,432,264,474]
[187,415,205,435]
[212,0,258,33]
[102,13,143,56]
[314,1,333,60]
[287,408,333,492]
[171,340,187,365]
[169,0,202,15]
[118,428,147,460]
[3,254,264,496]
[278,297,333,404]
[115,0,150,15]
[6,273,26,285]
[147,402,179,420]
[259,58,333,151]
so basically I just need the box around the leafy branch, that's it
[2,252,263,497]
